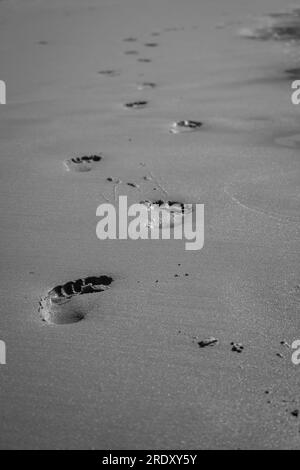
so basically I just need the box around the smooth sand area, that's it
[0,0,300,449]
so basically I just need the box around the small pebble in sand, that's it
[231,342,244,353]
[291,409,299,418]
[124,100,148,109]
[170,120,203,134]
[198,337,219,348]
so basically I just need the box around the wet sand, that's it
[0,0,300,449]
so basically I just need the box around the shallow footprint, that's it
[144,42,159,47]
[124,100,148,109]
[136,82,157,90]
[139,199,193,230]
[39,275,113,324]
[64,154,102,172]
[98,69,120,77]
[170,120,203,134]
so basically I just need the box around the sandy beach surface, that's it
[0,0,300,449]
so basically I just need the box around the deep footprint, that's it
[64,154,102,172]
[39,275,113,324]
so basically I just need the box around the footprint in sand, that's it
[124,50,139,55]
[139,199,193,229]
[144,42,159,47]
[136,82,157,90]
[238,8,300,41]
[39,275,113,324]
[137,58,152,63]
[98,69,120,77]
[170,120,203,134]
[123,37,138,42]
[63,154,102,172]
[124,100,148,109]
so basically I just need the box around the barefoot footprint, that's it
[39,275,113,324]
[64,154,103,172]
[170,120,203,134]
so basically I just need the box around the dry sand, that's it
[0,0,300,449]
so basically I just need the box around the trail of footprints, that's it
[46,15,299,343]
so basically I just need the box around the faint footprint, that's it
[98,69,120,77]
[144,42,159,47]
[136,82,157,90]
[39,275,113,324]
[64,154,103,172]
[123,37,138,42]
[137,58,152,63]
[124,50,139,55]
[124,100,148,109]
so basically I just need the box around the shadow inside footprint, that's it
[39,275,113,325]
[64,154,102,172]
